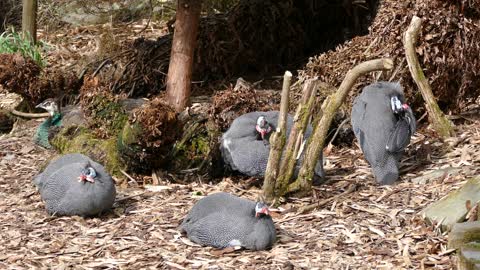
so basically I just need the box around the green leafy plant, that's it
[0,28,46,67]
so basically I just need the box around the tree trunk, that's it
[403,16,455,138]
[166,0,202,112]
[21,0,37,43]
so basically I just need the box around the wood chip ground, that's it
[1,18,479,270]
[1,114,479,269]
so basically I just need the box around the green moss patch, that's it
[52,126,125,178]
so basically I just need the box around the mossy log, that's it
[117,98,181,173]
[51,116,220,180]
[403,16,455,138]
[117,122,155,172]
[82,93,130,137]
[291,58,394,196]
[50,96,220,180]
[117,98,222,177]
[275,78,318,198]
[422,176,480,232]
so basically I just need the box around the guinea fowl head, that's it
[77,162,98,183]
[390,96,410,115]
[36,98,59,116]
[254,202,270,218]
[390,95,415,133]
[255,116,272,140]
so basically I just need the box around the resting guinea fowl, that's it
[220,111,324,179]
[33,98,86,149]
[351,81,416,185]
[180,192,276,250]
[34,153,116,216]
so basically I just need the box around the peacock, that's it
[33,98,86,149]
[33,99,63,149]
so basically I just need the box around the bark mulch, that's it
[1,114,478,269]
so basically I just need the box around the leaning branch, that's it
[10,109,49,118]
[290,58,394,195]
[262,71,292,202]
[403,16,454,138]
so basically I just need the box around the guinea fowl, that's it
[351,81,416,185]
[180,192,276,251]
[220,111,324,179]
[34,153,116,216]
[33,98,86,149]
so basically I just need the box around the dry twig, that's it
[297,183,357,214]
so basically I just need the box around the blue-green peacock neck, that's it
[34,112,62,149]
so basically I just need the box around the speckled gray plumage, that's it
[180,193,254,227]
[220,111,324,179]
[34,153,116,216]
[180,192,276,250]
[351,82,416,184]
[34,153,87,189]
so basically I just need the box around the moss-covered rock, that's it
[422,176,480,232]
[80,76,129,138]
[51,126,125,178]
[117,98,181,173]
[170,116,224,178]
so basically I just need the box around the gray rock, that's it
[422,176,480,232]
[60,0,151,26]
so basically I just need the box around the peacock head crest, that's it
[36,98,59,116]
